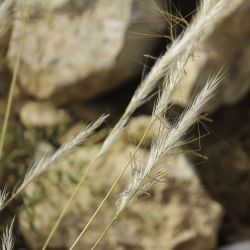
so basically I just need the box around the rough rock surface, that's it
[171,0,250,112]
[20,101,70,127]
[123,115,163,148]
[19,123,223,250]
[7,0,166,101]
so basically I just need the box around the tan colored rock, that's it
[8,0,167,101]
[171,0,250,112]
[20,101,70,127]
[123,115,164,148]
[19,134,223,250]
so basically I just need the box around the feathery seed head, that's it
[0,187,8,208]
[1,218,15,250]
[117,72,223,214]
[18,114,108,193]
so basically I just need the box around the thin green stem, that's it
[0,2,29,158]
[69,122,153,249]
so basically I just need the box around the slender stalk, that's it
[90,215,118,250]
[69,123,152,249]
[0,1,29,158]
[91,147,161,250]
[90,164,149,250]
[42,156,98,250]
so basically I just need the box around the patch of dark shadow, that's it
[171,0,198,21]
[54,0,96,16]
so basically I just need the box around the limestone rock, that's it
[171,0,250,112]
[20,101,70,127]
[8,0,167,101]
[19,134,223,250]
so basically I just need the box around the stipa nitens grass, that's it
[68,0,227,248]
[0,0,228,249]
[0,0,27,159]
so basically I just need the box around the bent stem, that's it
[0,1,29,159]
[69,122,153,249]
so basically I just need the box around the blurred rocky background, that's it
[0,0,249,249]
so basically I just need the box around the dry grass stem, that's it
[0,0,29,158]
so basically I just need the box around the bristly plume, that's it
[117,72,223,213]
[0,187,8,208]
[1,218,15,250]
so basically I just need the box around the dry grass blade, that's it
[1,218,15,250]
[0,0,29,159]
